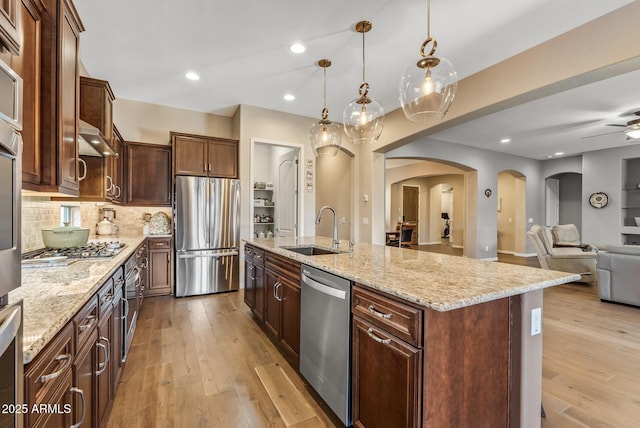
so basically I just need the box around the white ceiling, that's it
[74,0,637,159]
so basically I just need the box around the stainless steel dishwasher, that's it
[300,264,351,426]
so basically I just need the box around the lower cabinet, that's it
[72,328,97,428]
[146,237,173,296]
[244,245,300,367]
[96,308,113,426]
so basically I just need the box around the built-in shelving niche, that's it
[621,157,640,244]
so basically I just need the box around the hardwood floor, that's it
[107,279,640,427]
[106,293,334,428]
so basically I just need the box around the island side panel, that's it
[423,296,521,427]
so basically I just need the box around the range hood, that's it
[78,119,116,157]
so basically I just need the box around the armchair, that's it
[526,225,597,284]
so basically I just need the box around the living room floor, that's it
[107,271,639,427]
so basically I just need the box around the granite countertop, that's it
[10,235,147,364]
[245,236,580,312]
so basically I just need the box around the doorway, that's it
[252,142,300,239]
[497,170,527,255]
[402,185,419,245]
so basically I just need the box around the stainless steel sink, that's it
[280,246,341,256]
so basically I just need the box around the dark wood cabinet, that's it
[352,317,422,428]
[96,308,113,427]
[243,244,265,321]
[124,141,172,206]
[111,283,124,389]
[0,0,20,54]
[107,125,124,203]
[146,237,173,296]
[79,76,114,142]
[263,252,301,365]
[72,328,96,428]
[171,132,238,178]
[31,0,83,196]
[11,0,43,186]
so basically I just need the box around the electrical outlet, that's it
[485,245,489,252]
[531,308,542,336]
[362,217,369,225]
[528,218,533,223]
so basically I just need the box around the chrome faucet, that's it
[316,205,340,250]
[340,217,354,253]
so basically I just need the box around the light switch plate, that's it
[531,307,542,336]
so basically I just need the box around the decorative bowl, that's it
[42,225,90,248]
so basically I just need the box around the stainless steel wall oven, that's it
[0,57,22,303]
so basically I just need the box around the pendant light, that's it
[343,21,384,145]
[399,0,457,123]
[310,59,342,157]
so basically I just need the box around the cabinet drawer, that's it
[352,285,423,348]
[265,252,299,282]
[252,248,265,266]
[24,323,74,413]
[148,237,172,249]
[98,277,115,318]
[244,245,253,258]
[74,295,98,350]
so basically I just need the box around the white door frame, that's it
[250,138,305,238]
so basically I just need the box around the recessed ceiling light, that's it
[284,94,295,101]
[554,152,564,156]
[547,155,553,158]
[185,71,200,81]
[289,43,306,54]
[500,138,511,144]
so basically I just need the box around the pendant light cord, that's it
[362,30,366,83]
[427,0,431,39]
[323,66,327,109]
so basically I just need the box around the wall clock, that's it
[589,192,609,208]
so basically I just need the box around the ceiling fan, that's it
[583,110,640,140]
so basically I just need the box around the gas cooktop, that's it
[22,241,126,267]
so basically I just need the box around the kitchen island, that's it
[244,236,580,428]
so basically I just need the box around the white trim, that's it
[419,241,442,245]
[515,252,537,258]
[497,250,515,255]
[452,244,463,249]
[480,257,499,261]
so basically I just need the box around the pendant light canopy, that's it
[343,21,384,145]
[399,0,457,124]
[310,59,342,157]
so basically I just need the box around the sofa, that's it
[526,225,597,284]
[596,244,640,307]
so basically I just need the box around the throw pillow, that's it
[552,224,581,247]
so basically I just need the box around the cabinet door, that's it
[279,277,300,363]
[352,317,422,428]
[111,287,124,388]
[14,0,42,186]
[253,263,265,322]
[125,142,172,206]
[34,371,74,428]
[173,134,208,176]
[243,257,255,309]
[208,139,238,178]
[147,248,172,296]
[0,0,20,54]
[72,329,97,428]
[263,269,280,339]
[96,311,112,427]
[75,155,106,200]
[109,126,124,203]
[57,0,81,193]
[79,76,113,141]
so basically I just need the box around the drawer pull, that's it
[368,305,393,320]
[115,278,124,286]
[101,293,113,305]
[39,354,71,383]
[96,337,110,376]
[78,315,96,331]
[69,387,85,428]
[367,328,392,345]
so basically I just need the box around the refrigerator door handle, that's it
[177,251,239,259]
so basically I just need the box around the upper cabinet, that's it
[21,0,84,196]
[171,132,238,178]
[0,0,21,54]
[124,141,172,206]
[6,0,43,185]
[108,125,124,203]
[80,76,114,142]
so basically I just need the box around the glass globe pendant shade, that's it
[310,118,342,157]
[343,95,384,145]
[400,55,457,124]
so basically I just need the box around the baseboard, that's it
[497,250,515,255]
[452,244,463,249]
[480,257,499,261]
[514,252,537,258]
[419,241,442,245]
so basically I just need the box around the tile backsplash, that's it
[21,195,172,252]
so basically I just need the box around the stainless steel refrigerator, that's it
[174,176,240,297]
